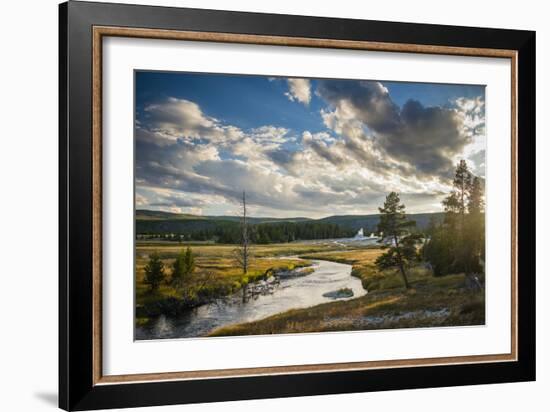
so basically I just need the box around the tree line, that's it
[140,220,355,244]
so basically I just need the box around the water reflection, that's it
[136,259,366,340]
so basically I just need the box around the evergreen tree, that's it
[445,160,472,273]
[144,251,165,292]
[171,249,186,288]
[442,160,472,229]
[171,247,196,288]
[468,176,484,215]
[464,176,485,271]
[184,246,195,276]
[423,160,485,279]
[422,224,454,276]
[375,192,420,289]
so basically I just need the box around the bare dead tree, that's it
[234,191,252,275]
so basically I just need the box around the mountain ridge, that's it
[136,209,444,234]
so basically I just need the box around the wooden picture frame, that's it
[59,1,535,410]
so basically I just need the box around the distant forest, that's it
[136,210,444,244]
[138,220,355,244]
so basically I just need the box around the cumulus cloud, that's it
[317,79,481,180]
[285,78,311,105]
[318,80,401,133]
[301,131,346,166]
[249,126,290,144]
[456,96,486,137]
[142,97,243,143]
[136,81,485,217]
[383,99,470,177]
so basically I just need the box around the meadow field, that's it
[209,247,485,336]
[136,241,485,336]
[135,241,345,327]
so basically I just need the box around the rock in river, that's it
[322,288,354,299]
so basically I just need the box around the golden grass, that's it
[209,248,485,336]
[135,242,349,312]
[299,249,452,291]
[210,276,484,336]
[136,242,485,335]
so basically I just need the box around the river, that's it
[136,258,366,340]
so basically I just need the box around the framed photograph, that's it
[59,1,535,410]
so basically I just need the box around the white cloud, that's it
[143,97,243,143]
[136,88,484,218]
[285,78,311,105]
[454,96,486,165]
[316,80,483,180]
[250,126,289,143]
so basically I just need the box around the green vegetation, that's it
[210,248,484,337]
[143,252,165,292]
[300,248,398,291]
[253,221,354,244]
[375,192,422,289]
[136,210,444,244]
[171,247,195,288]
[423,160,485,279]
[137,218,355,244]
[135,243,344,327]
[317,213,443,232]
[210,281,483,336]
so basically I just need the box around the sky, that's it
[135,71,486,218]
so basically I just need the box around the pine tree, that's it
[171,247,195,289]
[375,192,420,289]
[171,249,186,288]
[464,176,485,273]
[442,160,472,229]
[422,223,454,276]
[144,251,165,292]
[184,246,195,276]
[445,160,472,272]
[423,160,485,280]
[468,176,484,215]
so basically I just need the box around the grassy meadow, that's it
[209,247,485,336]
[136,240,485,335]
[135,241,347,327]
